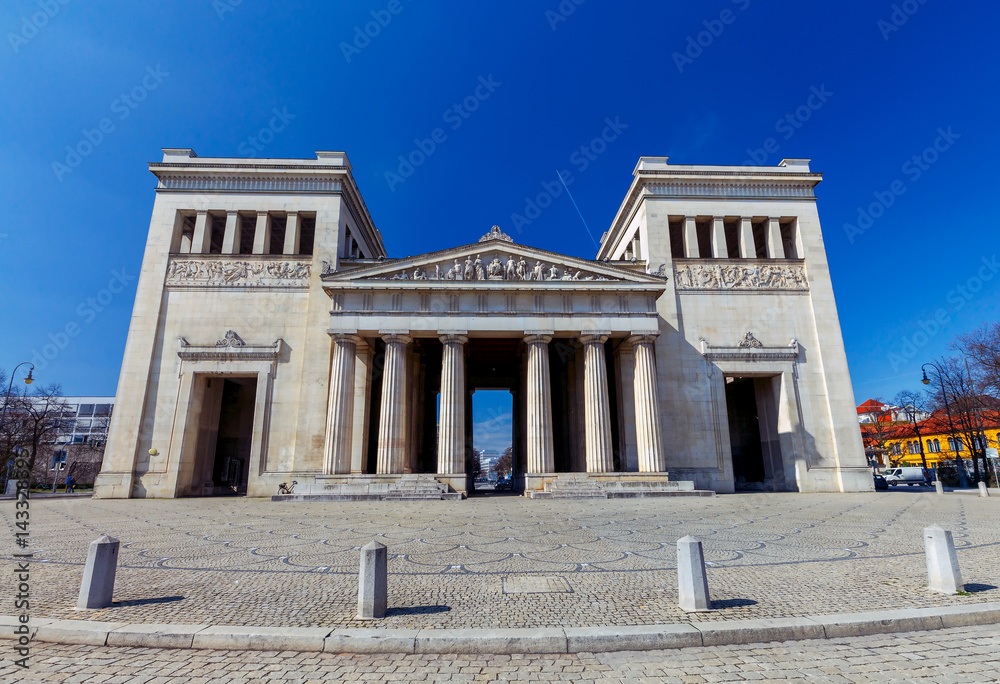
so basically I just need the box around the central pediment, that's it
[324,226,666,288]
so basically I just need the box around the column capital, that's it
[523,334,552,345]
[331,333,363,345]
[627,333,659,346]
[439,334,468,345]
[579,333,609,346]
[381,333,411,345]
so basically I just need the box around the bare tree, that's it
[925,358,986,484]
[495,446,513,478]
[893,389,930,471]
[955,323,1000,398]
[9,384,71,483]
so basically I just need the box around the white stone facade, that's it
[94,151,870,499]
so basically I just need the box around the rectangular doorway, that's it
[190,376,256,495]
[724,376,787,491]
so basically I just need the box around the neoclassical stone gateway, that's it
[94,150,871,499]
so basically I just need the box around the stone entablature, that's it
[165,255,311,288]
[673,259,808,292]
[177,330,285,362]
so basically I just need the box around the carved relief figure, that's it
[532,261,544,281]
[474,254,485,280]
[463,256,474,281]
[505,255,516,281]
[487,256,503,278]
[548,264,559,280]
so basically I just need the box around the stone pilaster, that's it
[221,211,240,254]
[192,210,211,253]
[524,334,555,474]
[252,211,271,254]
[283,211,300,255]
[629,334,666,472]
[437,334,468,474]
[739,217,755,259]
[711,217,727,258]
[581,334,614,473]
[767,217,785,259]
[376,334,411,474]
[323,334,361,474]
[683,216,699,258]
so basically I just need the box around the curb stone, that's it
[3,602,998,654]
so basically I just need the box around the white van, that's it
[882,467,928,486]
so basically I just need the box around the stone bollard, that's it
[77,535,120,610]
[357,540,387,619]
[935,481,944,495]
[924,525,964,595]
[677,535,711,612]
[979,482,989,498]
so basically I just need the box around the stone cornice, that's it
[700,337,800,362]
[177,334,285,362]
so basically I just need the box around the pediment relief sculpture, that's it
[373,252,621,282]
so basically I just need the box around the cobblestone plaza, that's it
[3,493,998,631]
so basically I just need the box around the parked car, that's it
[495,476,512,491]
[873,474,888,491]
[883,466,929,486]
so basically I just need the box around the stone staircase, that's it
[384,475,461,501]
[271,474,461,501]
[531,473,715,499]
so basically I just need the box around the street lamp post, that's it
[1,363,34,496]
[922,362,969,488]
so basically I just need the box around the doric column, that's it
[524,334,555,474]
[711,217,727,258]
[683,216,699,258]
[437,334,468,474]
[376,334,411,474]
[221,211,240,254]
[252,211,271,254]
[283,211,300,255]
[323,334,361,474]
[739,217,755,259]
[192,210,211,253]
[629,334,666,472]
[766,217,785,259]
[581,334,614,472]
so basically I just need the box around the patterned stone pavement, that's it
[3,624,999,682]
[1,492,998,629]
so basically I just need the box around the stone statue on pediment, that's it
[474,255,485,280]
[548,265,559,280]
[532,261,544,281]
[516,257,529,281]
[413,266,427,280]
[487,256,503,279]
[464,256,474,281]
[505,256,516,281]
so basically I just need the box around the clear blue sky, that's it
[2,1,998,430]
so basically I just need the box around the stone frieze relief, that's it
[165,257,311,287]
[674,261,807,291]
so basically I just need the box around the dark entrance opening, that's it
[467,338,522,495]
[725,375,788,491]
[199,376,256,495]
